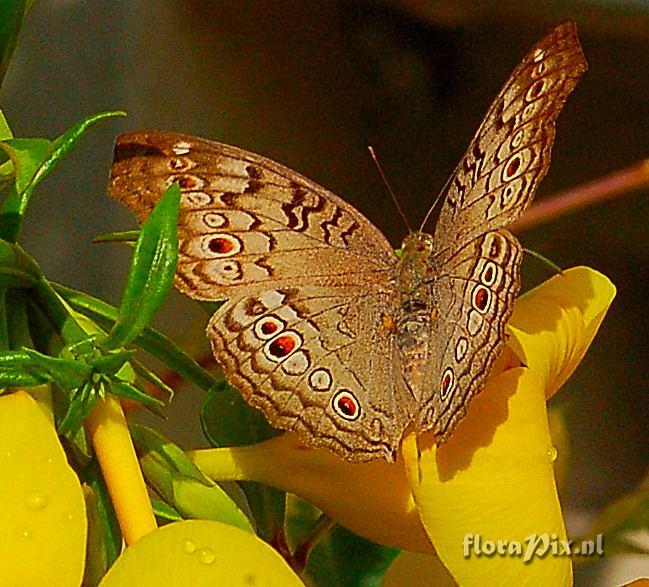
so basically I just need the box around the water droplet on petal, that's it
[198,547,216,565]
[182,539,196,554]
[25,491,49,511]
[20,527,33,540]
[547,446,558,462]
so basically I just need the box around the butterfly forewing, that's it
[430,21,587,249]
[109,133,397,301]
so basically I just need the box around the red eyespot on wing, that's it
[260,321,278,335]
[269,335,296,358]
[506,156,521,178]
[529,80,544,98]
[483,265,494,283]
[177,175,197,189]
[332,390,360,420]
[208,237,235,254]
[475,286,489,312]
[442,369,453,395]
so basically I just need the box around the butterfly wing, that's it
[109,132,396,300]
[419,21,587,440]
[207,285,410,462]
[109,133,409,462]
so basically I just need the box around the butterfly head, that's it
[401,231,435,260]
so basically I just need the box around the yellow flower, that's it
[0,389,86,585]
[191,266,616,584]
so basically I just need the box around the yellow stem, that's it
[85,395,157,545]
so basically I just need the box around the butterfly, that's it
[108,21,587,463]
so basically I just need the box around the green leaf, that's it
[129,358,174,400]
[0,0,26,86]
[131,425,253,532]
[0,239,42,288]
[286,496,398,587]
[22,347,91,388]
[200,382,285,541]
[80,461,122,581]
[0,109,13,141]
[5,289,33,349]
[58,379,101,437]
[54,283,219,392]
[92,230,139,245]
[109,379,165,415]
[200,381,280,448]
[152,498,183,523]
[0,109,14,182]
[0,347,90,390]
[90,349,135,375]
[308,525,399,587]
[0,111,126,242]
[102,183,180,349]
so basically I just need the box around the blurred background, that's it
[1,1,647,584]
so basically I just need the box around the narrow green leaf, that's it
[31,278,88,344]
[131,424,253,532]
[129,358,174,400]
[58,379,100,437]
[0,368,48,389]
[0,109,14,182]
[131,424,211,485]
[21,347,91,389]
[0,0,26,85]
[79,461,122,572]
[6,289,33,349]
[0,109,12,140]
[0,111,126,241]
[109,380,165,415]
[200,382,284,541]
[151,499,183,523]
[102,183,180,349]
[54,283,219,392]
[92,230,139,245]
[0,239,42,287]
[90,349,135,375]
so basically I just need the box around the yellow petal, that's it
[508,266,616,397]
[382,551,456,586]
[0,391,86,586]
[99,519,303,586]
[404,367,571,586]
[191,434,431,552]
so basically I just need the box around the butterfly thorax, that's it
[395,231,437,400]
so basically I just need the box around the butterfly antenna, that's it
[368,146,412,234]
[418,176,451,233]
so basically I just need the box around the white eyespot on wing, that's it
[281,350,310,376]
[172,141,191,155]
[309,368,332,392]
[455,337,468,362]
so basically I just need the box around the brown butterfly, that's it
[108,21,587,463]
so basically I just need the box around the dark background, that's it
[2,2,647,584]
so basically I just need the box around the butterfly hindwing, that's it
[207,284,410,462]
